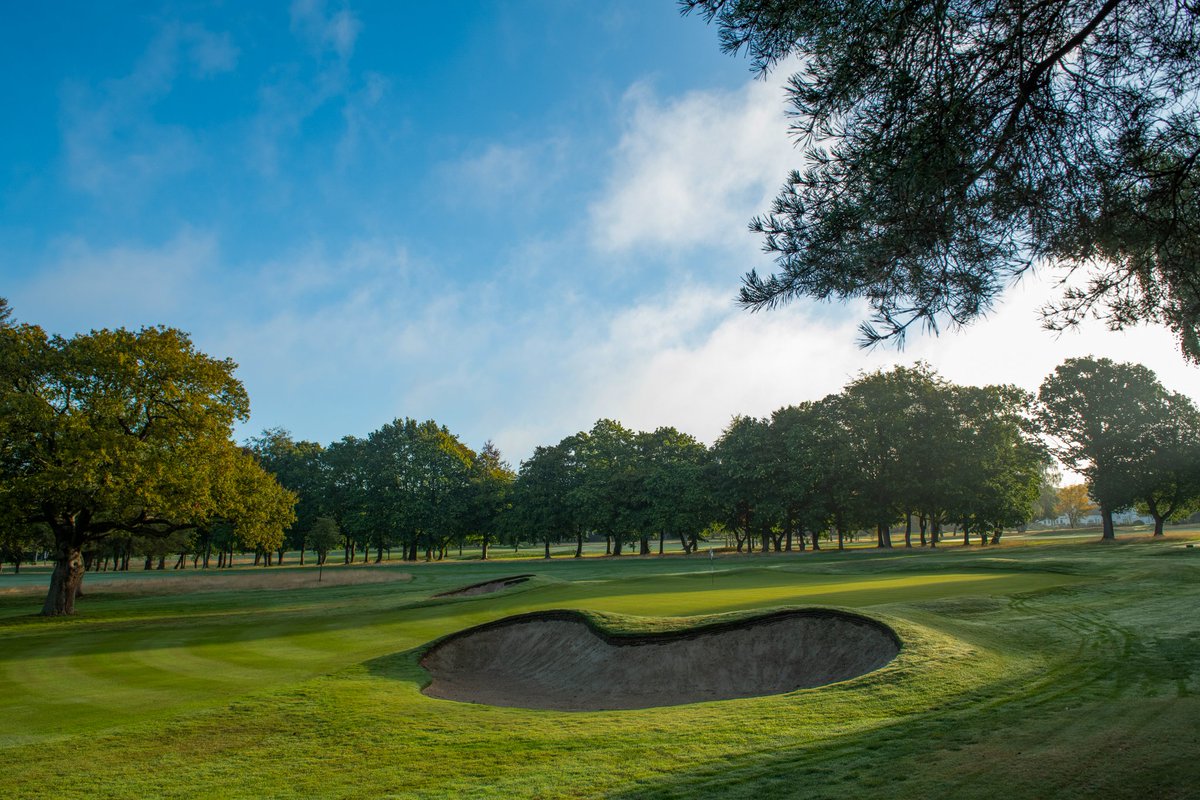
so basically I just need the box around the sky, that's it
[3,0,1199,466]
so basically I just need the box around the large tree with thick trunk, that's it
[0,309,295,615]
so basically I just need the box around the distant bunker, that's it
[433,575,534,598]
[420,609,900,711]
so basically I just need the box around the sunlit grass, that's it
[1,537,1198,797]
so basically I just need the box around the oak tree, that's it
[0,312,295,615]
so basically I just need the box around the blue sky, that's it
[4,1,1198,464]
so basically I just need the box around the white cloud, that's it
[290,0,362,60]
[524,271,1200,457]
[589,73,798,254]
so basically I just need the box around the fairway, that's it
[1,539,1198,799]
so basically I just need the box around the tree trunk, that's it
[612,536,623,556]
[904,514,912,548]
[574,531,583,558]
[1101,507,1116,540]
[42,539,85,616]
[1152,514,1165,536]
[544,540,551,559]
[640,534,651,555]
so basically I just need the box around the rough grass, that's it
[1,535,1198,798]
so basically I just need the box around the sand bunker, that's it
[434,574,534,598]
[420,609,900,710]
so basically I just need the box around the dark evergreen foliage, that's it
[683,0,1200,359]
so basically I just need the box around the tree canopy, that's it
[683,0,1200,359]
[0,308,295,614]
[1038,356,1176,538]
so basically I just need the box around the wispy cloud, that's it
[289,0,362,61]
[437,138,570,212]
[13,230,220,333]
[59,22,236,197]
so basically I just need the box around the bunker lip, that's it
[433,574,535,598]
[419,608,901,711]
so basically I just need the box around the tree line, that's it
[211,358,1200,563]
[4,292,1199,614]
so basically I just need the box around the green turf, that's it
[1,535,1198,798]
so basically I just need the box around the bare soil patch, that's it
[433,574,534,598]
[420,608,900,710]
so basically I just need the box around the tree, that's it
[638,427,713,555]
[357,419,476,562]
[0,314,296,615]
[320,435,372,563]
[0,523,50,574]
[512,438,581,559]
[1057,484,1093,528]
[573,420,642,556]
[1134,392,1200,535]
[248,429,325,564]
[1038,357,1171,539]
[1034,470,1062,524]
[840,368,929,548]
[308,517,342,566]
[948,385,1046,545]
[684,1,1200,360]
[711,415,772,552]
[466,441,515,560]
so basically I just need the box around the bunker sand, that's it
[420,608,900,711]
[434,574,534,598]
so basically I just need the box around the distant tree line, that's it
[225,357,1200,563]
[5,285,1200,616]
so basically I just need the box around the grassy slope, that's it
[1,538,1198,798]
